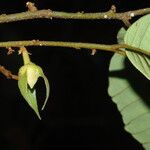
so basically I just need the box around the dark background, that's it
[0,0,149,150]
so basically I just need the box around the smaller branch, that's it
[0,40,126,56]
[0,5,149,26]
[123,45,150,56]
[0,65,18,80]
[0,40,149,56]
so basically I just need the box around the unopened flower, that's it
[18,62,50,119]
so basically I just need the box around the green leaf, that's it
[124,14,150,80]
[18,72,41,119]
[108,53,150,150]
[117,27,126,44]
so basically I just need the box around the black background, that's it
[0,0,149,150]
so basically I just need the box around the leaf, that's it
[117,27,126,44]
[124,14,150,80]
[18,72,41,120]
[108,53,150,150]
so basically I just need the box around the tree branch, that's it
[0,4,149,25]
[0,65,18,80]
[0,3,149,81]
[0,40,150,56]
[0,40,126,55]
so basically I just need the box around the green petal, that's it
[18,72,41,119]
[27,65,40,89]
[38,72,50,110]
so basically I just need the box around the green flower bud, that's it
[18,62,50,120]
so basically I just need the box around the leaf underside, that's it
[124,14,150,80]
[108,53,150,150]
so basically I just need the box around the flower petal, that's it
[27,65,40,89]
[18,72,41,119]
[41,74,50,110]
